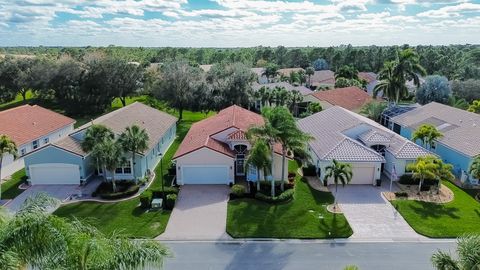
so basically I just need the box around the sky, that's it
[0,0,479,47]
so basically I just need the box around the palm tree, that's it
[246,139,272,191]
[374,61,407,104]
[289,90,303,117]
[305,67,314,86]
[0,135,17,200]
[360,102,387,122]
[81,124,114,182]
[449,96,469,110]
[324,159,353,205]
[91,138,125,192]
[0,193,169,270]
[119,125,149,183]
[468,155,480,180]
[431,235,480,270]
[395,48,427,88]
[272,86,291,106]
[412,124,443,150]
[262,64,278,83]
[407,155,454,194]
[335,65,359,80]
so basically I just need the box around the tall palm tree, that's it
[0,135,17,200]
[91,138,125,192]
[289,90,303,117]
[360,101,387,122]
[324,159,353,205]
[395,48,427,88]
[119,125,149,183]
[305,67,314,86]
[81,124,114,182]
[412,124,443,150]
[0,193,169,270]
[373,61,407,104]
[246,139,272,191]
[431,235,480,270]
[468,155,480,180]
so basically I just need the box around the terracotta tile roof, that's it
[358,72,377,83]
[173,105,282,159]
[310,70,335,86]
[0,105,75,146]
[227,130,247,141]
[309,86,372,112]
[75,102,177,154]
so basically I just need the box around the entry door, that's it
[236,154,245,176]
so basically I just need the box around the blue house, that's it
[24,102,177,185]
[391,102,480,185]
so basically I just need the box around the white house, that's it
[0,105,75,179]
[297,106,431,185]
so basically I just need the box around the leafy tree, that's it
[335,65,359,80]
[305,67,314,86]
[288,71,300,85]
[246,139,272,191]
[0,57,48,101]
[407,155,454,193]
[0,193,169,270]
[416,75,451,105]
[324,159,353,205]
[107,59,144,106]
[431,235,480,270]
[360,102,387,122]
[297,69,307,85]
[448,96,469,110]
[300,102,323,118]
[335,77,363,88]
[0,135,17,200]
[467,100,480,113]
[262,63,279,83]
[468,156,480,180]
[451,79,480,102]
[412,124,443,150]
[312,58,329,71]
[151,60,202,120]
[119,125,149,183]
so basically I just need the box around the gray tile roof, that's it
[75,102,178,155]
[392,102,480,157]
[297,106,431,162]
[53,136,87,157]
[252,81,312,96]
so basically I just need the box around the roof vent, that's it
[33,122,36,125]
[459,119,463,123]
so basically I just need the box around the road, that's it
[162,241,456,270]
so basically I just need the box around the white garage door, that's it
[350,164,376,185]
[29,164,80,185]
[182,166,229,184]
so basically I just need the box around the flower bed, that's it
[93,180,140,200]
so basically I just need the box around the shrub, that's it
[254,189,294,204]
[231,184,246,197]
[99,184,140,200]
[398,174,439,186]
[165,194,177,210]
[140,191,152,209]
[151,186,179,199]
[302,165,317,176]
[95,180,140,200]
[395,191,408,198]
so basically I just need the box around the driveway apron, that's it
[6,185,78,213]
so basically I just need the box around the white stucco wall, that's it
[384,151,415,180]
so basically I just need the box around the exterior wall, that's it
[175,147,235,185]
[317,160,381,185]
[24,146,86,181]
[383,151,416,180]
[246,153,289,182]
[0,123,74,178]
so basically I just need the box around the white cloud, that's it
[417,2,480,18]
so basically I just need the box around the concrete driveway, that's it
[158,185,231,241]
[6,185,78,213]
[330,184,424,241]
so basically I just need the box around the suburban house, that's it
[303,86,373,112]
[358,72,378,96]
[173,105,287,185]
[277,67,304,77]
[251,67,269,84]
[0,105,75,178]
[309,70,335,89]
[23,102,177,185]
[297,106,431,185]
[390,102,480,184]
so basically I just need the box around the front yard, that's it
[226,162,353,239]
[391,181,480,238]
[54,110,213,238]
[1,169,27,199]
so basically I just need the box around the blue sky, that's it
[0,0,479,47]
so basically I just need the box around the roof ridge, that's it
[0,104,31,114]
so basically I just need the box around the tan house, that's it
[277,67,304,77]
[173,105,287,185]
[303,86,372,112]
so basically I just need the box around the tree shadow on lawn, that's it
[407,202,460,219]
[317,213,353,239]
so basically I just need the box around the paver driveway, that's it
[158,185,231,240]
[6,185,78,213]
[330,184,424,240]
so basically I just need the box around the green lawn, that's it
[226,162,353,239]
[0,91,35,111]
[391,181,480,238]
[1,169,27,199]
[54,110,212,238]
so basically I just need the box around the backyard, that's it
[226,162,353,239]
[391,181,480,238]
[54,109,214,238]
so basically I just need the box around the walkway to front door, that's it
[157,185,231,241]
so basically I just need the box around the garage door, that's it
[350,164,376,185]
[29,164,80,185]
[182,166,229,184]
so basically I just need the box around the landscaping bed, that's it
[384,183,454,204]
[93,180,140,200]
[391,181,480,238]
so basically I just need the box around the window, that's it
[32,140,39,149]
[115,160,132,174]
[43,137,49,144]
[20,148,26,156]
[431,142,436,150]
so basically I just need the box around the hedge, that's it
[98,184,140,200]
[140,191,152,209]
[165,194,177,210]
[254,189,295,204]
[151,186,179,199]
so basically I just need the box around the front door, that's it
[236,154,245,176]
